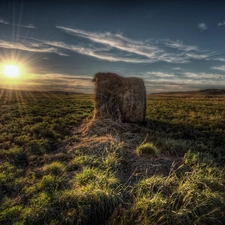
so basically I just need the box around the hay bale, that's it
[92,72,146,123]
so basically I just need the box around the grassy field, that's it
[0,89,225,225]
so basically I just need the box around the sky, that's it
[0,0,225,93]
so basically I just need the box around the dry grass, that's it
[81,118,144,137]
[93,72,146,122]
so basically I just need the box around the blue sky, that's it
[0,0,225,93]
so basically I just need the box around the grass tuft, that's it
[119,160,225,225]
[135,142,159,156]
[44,162,65,176]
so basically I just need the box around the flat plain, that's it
[1,89,225,225]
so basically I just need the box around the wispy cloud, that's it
[44,41,149,63]
[55,26,169,63]
[146,71,175,78]
[218,21,225,27]
[0,39,57,53]
[184,52,216,60]
[34,73,93,93]
[163,39,198,51]
[54,26,215,63]
[0,26,218,64]
[214,57,225,62]
[141,70,225,93]
[211,65,225,72]
[0,73,94,93]
[19,24,36,29]
[0,18,36,29]
[0,19,9,25]
[183,72,225,79]
[198,23,207,31]
[144,77,225,93]
[172,67,183,71]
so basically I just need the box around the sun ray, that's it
[15,90,26,117]
[0,89,4,102]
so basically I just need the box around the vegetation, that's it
[135,142,159,156]
[0,89,225,224]
[119,152,225,225]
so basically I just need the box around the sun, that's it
[3,65,20,78]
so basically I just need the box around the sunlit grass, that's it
[135,142,160,156]
[1,92,225,224]
[44,162,65,176]
[120,160,225,225]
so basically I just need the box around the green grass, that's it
[43,161,65,176]
[135,142,159,156]
[120,153,225,225]
[0,90,225,224]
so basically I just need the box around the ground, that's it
[0,90,225,225]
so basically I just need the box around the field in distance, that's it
[150,88,225,98]
[0,89,225,225]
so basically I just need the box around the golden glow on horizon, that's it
[3,64,20,78]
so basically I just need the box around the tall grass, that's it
[117,153,225,225]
